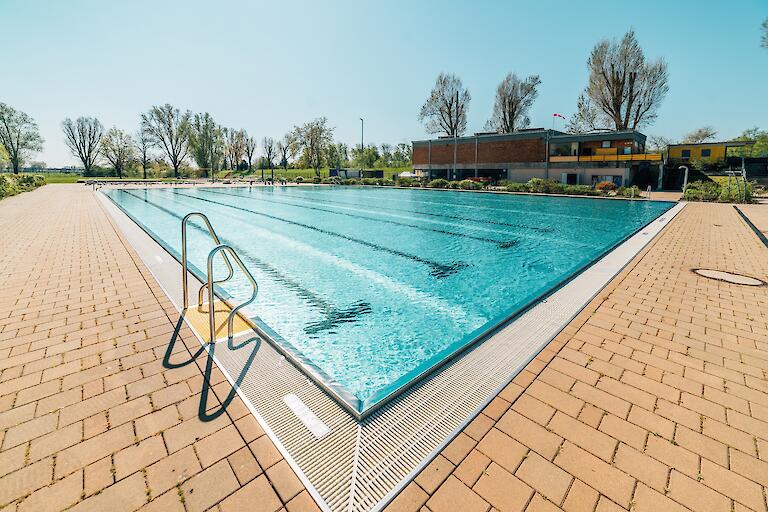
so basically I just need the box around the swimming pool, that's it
[104,186,673,416]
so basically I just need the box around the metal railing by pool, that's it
[181,212,258,344]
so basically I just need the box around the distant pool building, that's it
[411,129,662,188]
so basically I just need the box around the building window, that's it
[701,149,711,157]
[602,141,611,148]
[622,147,631,155]
[681,149,691,159]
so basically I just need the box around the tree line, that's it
[0,104,412,177]
[419,20,766,139]
[418,29,669,137]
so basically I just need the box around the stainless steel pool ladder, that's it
[181,212,259,344]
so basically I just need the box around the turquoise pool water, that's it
[104,186,673,414]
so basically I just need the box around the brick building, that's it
[412,129,663,188]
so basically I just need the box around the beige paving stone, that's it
[69,472,148,512]
[515,451,572,504]
[473,462,533,512]
[227,446,263,485]
[427,475,489,512]
[414,454,454,494]
[561,479,599,512]
[219,474,282,512]
[0,458,53,507]
[114,435,167,480]
[17,469,83,512]
[385,482,430,512]
[180,459,239,512]
[454,449,491,487]
[145,445,202,496]
[265,459,304,503]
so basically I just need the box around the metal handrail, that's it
[206,244,259,344]
[180,212,259,344]
[181,212,234,311]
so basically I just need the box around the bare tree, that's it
[0,103,44,174]
[141,104,192,178]
[485,73,541,133]
[276,132,294,172]
[292,118,333,178]
[418,72,471,136]
[224,128,247,171]
[135,126,153,179]
[647,135,673,153]
[244,134,257,171]
[682,126,717,144]
[568,30,669,132]
[62,116,103,173]
[101,128,134,178]
[189,113,224,178]
[262,137,276,180]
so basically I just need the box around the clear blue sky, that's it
[2,0,766,167]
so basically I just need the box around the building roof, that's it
[668,140,755,148]
[412,129,646,146]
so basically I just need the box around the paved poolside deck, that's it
[1,185,767,512]
[0,185,319,512]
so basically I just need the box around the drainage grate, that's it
[693,268,765,286]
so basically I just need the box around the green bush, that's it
[428,178,450,188]
[312,176,322,184]
[683,180,721,202]
[527,178,564,194]
[717,180,753,203]
[564,184,600,196]
[361,178,381,186]
[380,179,395,186]
[396,177,414,187]
[0,173,46,200]
[615,185,641,198]
[505,182,529,192]
[294,175,304,183]
[458,179,482,190]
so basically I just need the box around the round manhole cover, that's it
[693,269,765,286]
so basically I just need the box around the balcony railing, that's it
[550,153,662,163]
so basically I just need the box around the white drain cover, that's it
[283,394,331,439]
[694,269,765,286]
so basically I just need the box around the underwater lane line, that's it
[272,187,555,233]
[171,190,469,279]
[198,188,519,249]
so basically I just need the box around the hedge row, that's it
[683,180,754,203]
[0,174,46,200]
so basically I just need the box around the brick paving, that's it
[740,205,768,240]
[387,202,768,512]
[2,185,768,512]
[0,185,319,512]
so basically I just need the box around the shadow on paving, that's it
[162,314,261,422]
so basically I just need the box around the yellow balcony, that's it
[549,153,662,163]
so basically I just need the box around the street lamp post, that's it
[678,165,689,193]
[360,118,364,178]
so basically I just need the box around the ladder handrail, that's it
[206,244,259,344]
[181,212,259,344]
[181,212,234,311]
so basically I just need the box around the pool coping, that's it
[96,185,687,512]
